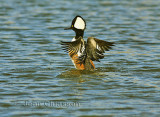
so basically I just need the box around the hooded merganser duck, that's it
[61,15,114,71]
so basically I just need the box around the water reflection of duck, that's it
[61,16,114,71]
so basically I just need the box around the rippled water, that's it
[0,0,160,116]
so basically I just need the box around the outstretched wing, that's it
[86,37,114,62]
[61,37,85,57]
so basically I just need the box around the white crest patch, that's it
[74,17,85,30]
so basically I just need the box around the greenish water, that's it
[0,0,160,116]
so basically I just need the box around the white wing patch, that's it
[78,45,84,56]
[78,51,82,56]
[96,44,101,51]
[74,17,85,30]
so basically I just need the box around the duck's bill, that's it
[64,27,72,30]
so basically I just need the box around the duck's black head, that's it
[64,15,86,39]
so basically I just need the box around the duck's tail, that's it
[84,57,95,71]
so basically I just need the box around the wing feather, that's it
[86,37,114,62]
[61,37,85,58]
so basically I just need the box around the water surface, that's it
[0,0,160,116]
